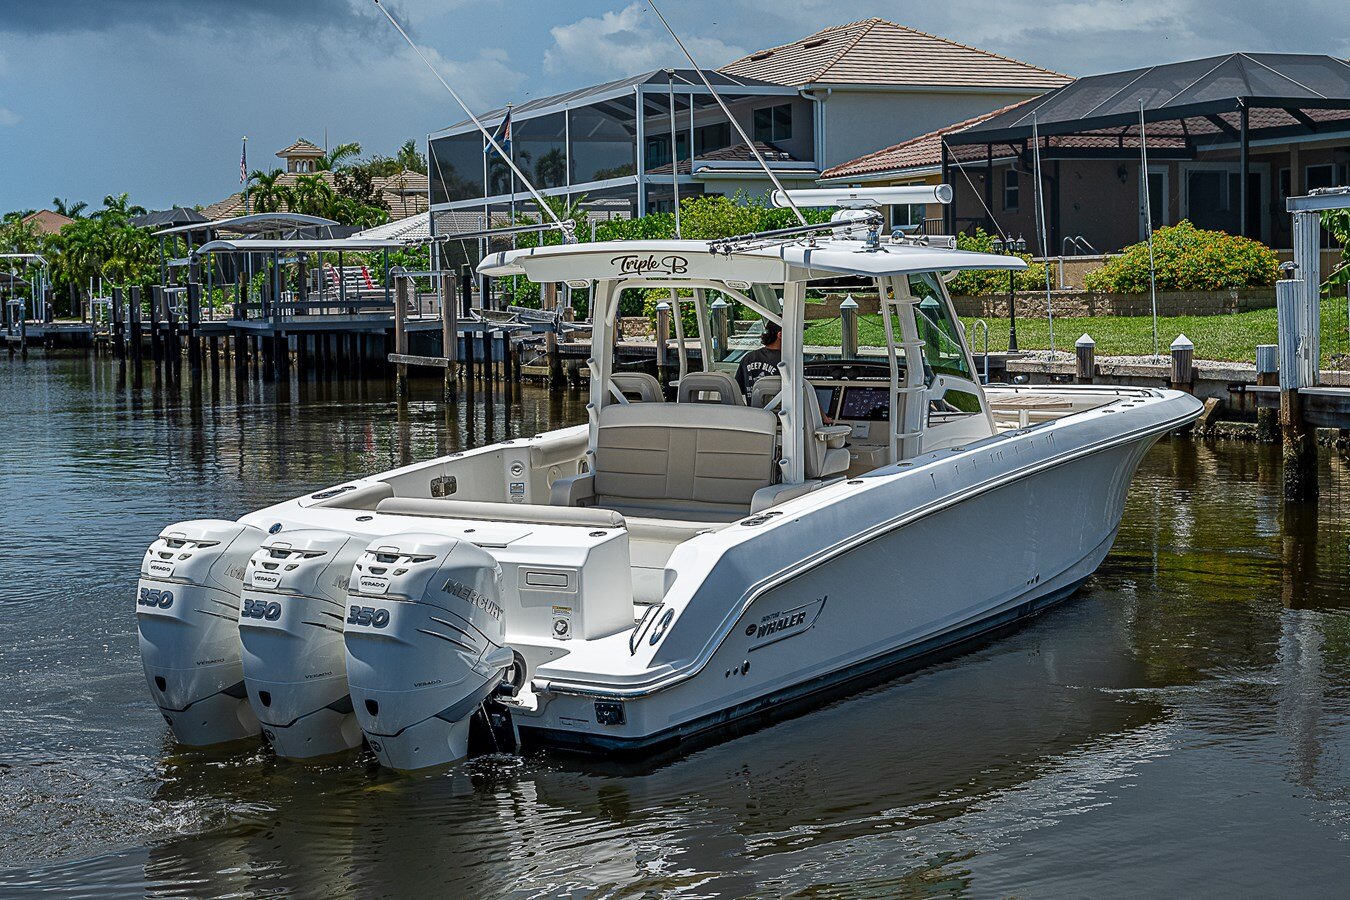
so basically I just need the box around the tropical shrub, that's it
[1083,220,1279,293]
[1321,208,1349,298]
[945,228,1054,296]
[504,194,832,320]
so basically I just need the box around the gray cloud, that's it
[0,0,398,38]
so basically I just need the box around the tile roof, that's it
[276,138,324,158]
[647,141,799,175]
[820,104,1028,179]
[20,209,75,235]
[720,18,1071,90]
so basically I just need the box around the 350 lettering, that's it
[346,605,390,628]
[137,587,174,609]
[241,598,282,621]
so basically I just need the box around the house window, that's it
[753,104,792,143]
[1279,167,1290,200]
[645,133,689,169]
[1306,164,1344,191]
[695,122,730,156]
[1003,169,1019,211]
[890,203,925,232]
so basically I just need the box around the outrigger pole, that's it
[1139,98,1160,359]
[1031,114,1055,353]
[646,0,808,226]
[372,0,570,235]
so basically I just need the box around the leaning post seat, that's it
[611,372,665,402]
[553,402,778,520]
[675,371,745,405]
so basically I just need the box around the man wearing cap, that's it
[735,320,782,398]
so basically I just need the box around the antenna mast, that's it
[372,0,568,233]
[646,0,807,226]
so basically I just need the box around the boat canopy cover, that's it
[477,239,1027,283]
[194,238,408,255]
[154,212,339,238]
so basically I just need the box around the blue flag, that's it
[486,107,512,157]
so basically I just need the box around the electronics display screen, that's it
[839,386,890,421]
[814,386,839,418]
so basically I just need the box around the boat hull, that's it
[518,413,1165,753]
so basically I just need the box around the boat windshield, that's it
[909,272,972,381]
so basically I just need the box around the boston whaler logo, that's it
[610,253,689,276]
[745,596,826,650]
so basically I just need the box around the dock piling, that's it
[441,272,459,399]
[111,287,125,360]
[129,286,144,367]
[1075,333,1096,384]
[394,273,410,398]
[1169,334,1194,392]
[1255,344,1280,441]
[840,295,859,360]
[187,282,202,377]
[1276,279,1318,500]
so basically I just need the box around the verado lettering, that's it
[610,254,689,276]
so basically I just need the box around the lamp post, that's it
[992,234,1027,352]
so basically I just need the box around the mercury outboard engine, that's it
[137,520,267,745]
[239,530,366,759]
[343,533,514,771]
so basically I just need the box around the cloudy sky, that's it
[0,0,1345,214]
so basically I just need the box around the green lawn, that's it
[802,298,1350,363]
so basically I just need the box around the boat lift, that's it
[1,253,50,352]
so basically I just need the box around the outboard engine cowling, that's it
[137,520,266,745]
[239,530,365,759]
[343,533,514,771]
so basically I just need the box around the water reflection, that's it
[1,358,1349,896]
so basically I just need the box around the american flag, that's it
[240,137,248,184]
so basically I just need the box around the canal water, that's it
[2,357,1349,898]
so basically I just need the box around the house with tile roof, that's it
[427,19,1069,224]
[21,209,76,236]
[719,18,1068,173]
[819,52,1350,255]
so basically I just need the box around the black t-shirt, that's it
[735,346,782,396]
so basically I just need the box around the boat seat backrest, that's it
[750,375,782,408]
[611,372,665,402]
[594,402,777,508]
[799,381,851,479]
[676,371,744,405]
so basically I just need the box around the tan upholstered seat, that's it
[676,371,744,405]
[552,402,777,520]
[612,372,665,402]
[749,375,848,479]
[799,383,851,479]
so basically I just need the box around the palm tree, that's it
[246,169,292,213]
[396,139,427,175]
[94,193,147,223]
[317,142,362,172]
[534,149,567,189]
[52,197,88,218]
[289,174,335,217]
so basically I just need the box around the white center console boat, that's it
[136,192,1201,769]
